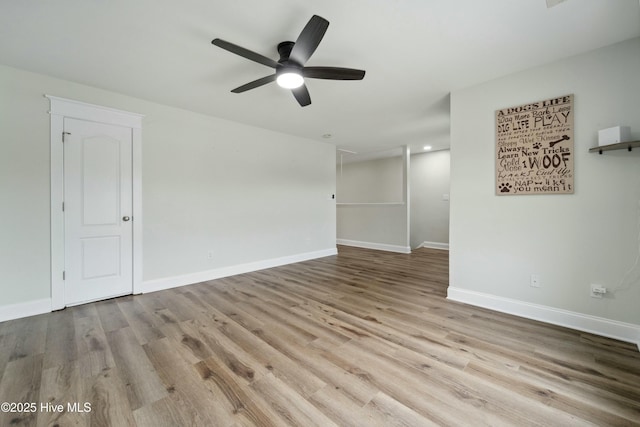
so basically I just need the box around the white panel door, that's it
[64,118,133,305]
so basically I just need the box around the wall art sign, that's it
[495,94,574,195]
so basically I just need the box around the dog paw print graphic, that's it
[498,183,513,193]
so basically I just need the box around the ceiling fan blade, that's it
[289,15,329,65]
[212,38,279,68]
[292,84,312,107]
[303,67,365,80]
[231,74,277,93]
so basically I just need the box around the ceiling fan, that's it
[211,15,366,107]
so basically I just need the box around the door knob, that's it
[122,216,130,222]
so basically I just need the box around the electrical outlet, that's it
[590,284,607,298]
[207,251,214,260]
[530,274,540,288]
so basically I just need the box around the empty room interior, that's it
[1,1,640,426]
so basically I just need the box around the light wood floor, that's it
[1,246,639,426]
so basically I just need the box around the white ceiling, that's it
[1,0,639,156]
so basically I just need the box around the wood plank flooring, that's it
[1,246,639,426]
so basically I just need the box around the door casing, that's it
[47,95,144,310]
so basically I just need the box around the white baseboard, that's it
[336,239,411,254]
[418,241,449,251]
[0,298,52,323]
[447,287,640,347]
[142,248,338,294]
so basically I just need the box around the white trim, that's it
[132,127,143,294]
[47,95,144,309]
[50,107,65,310]
[0,299,52,323]
[337,239,411,254]
[45,95,144,128]
[418,241,450,251]
[142,248,338,294]
[447,287,640,347]
[336,202,405,206]
[403,146,411,250]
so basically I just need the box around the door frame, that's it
[47,95,144,310]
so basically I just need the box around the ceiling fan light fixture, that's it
[276,71,304,89]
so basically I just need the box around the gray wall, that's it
[410,150,450,249]
[337,149,451,251]
[450,37,640,326]
[337,156,403,203]
[0,64,336,308]
[336,151,410,251]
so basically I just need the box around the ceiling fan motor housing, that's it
[277,41,296,62]
[276,41,303,82]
